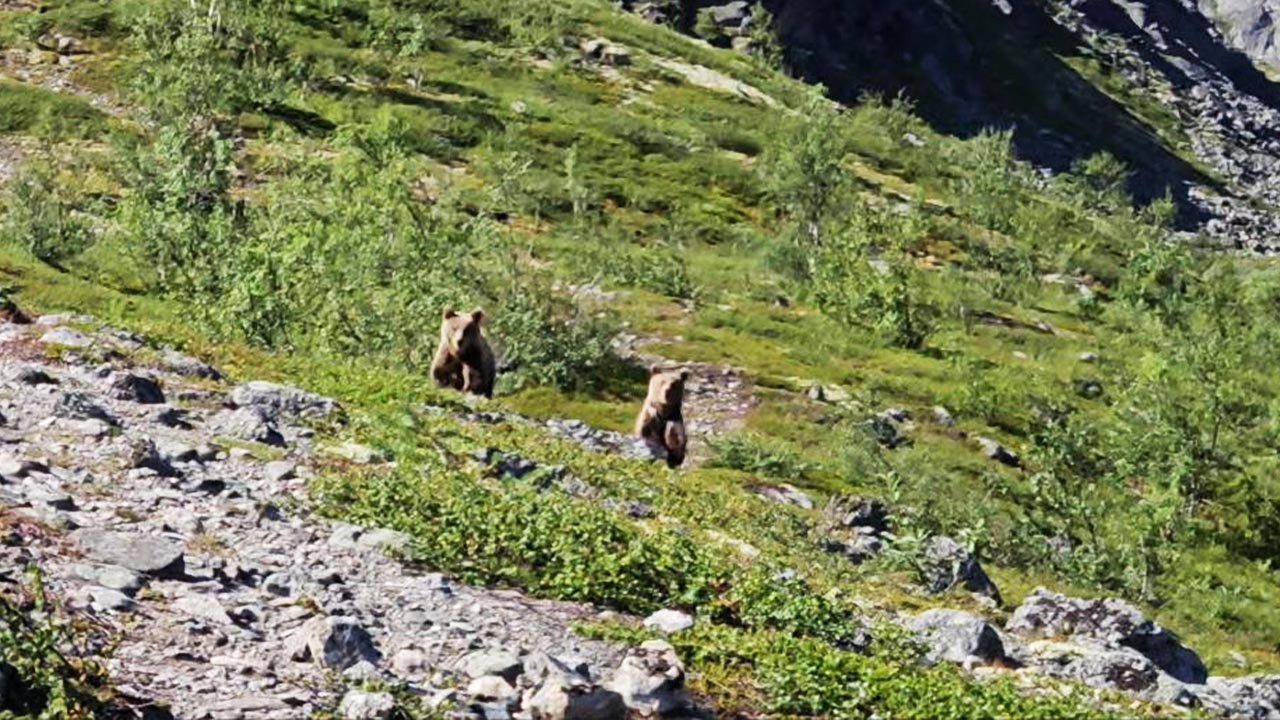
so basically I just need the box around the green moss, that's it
[0,79,110,141]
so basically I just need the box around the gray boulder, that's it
[339,690,397,720]
[71,529,184,578]
[907,609,1005,665]
[40,327,92,348]
[459,649,524,683]
[161,348,223,380]
[921,536,1001,603]
[110,373,166,404]
[604,640,687,716]
[214,407,285,447]
[1006,588,1207,684]
[286,616,380,670]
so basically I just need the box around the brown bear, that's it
[431,307,497,398]
[635,366,690,468]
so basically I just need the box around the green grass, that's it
[0,78,110,141]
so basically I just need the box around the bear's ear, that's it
[679,369,691,381]
[442,307,458,319]
[648,364,661,377]
[470,308,485,324]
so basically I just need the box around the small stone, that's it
[932,406,954,426]
[161,348,223,380]
[1078,351,1099,363]
[339,690,396,720]
[392,647,429,676]
[975,436,1020,467]
[264,461,297,482]
[642,609,694,634]
[174,594,232,625]
[230,380,342,421]
[88,587,133,612]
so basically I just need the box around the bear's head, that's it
[648,366,690,409]
[441,307,485,353]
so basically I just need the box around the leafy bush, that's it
[0,569,117,718]
[0,161,94,265]
[708,432,812,481]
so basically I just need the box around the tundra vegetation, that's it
[2,0,1280,716]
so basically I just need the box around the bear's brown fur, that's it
[635,366,690,468]
[431,307,497,398]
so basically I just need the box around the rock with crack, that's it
[525,660,626,720]
[907,609,1005,666]
[1016,641,1162,694]
[604,641,687,716]
[1006,587,1206,684]
[286,616,381,670]
[71,528,185,578]
[920,536,1001,603]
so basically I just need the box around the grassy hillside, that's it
[3,0,1280,716]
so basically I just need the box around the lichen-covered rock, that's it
[1007,587,1207,684]
[605,641,687,716]
[907,609,1005,666]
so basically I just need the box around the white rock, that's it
[642,609,695,634]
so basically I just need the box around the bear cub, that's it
[635,366,690,468]
[432,307,497,398]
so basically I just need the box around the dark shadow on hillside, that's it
[1076,0,1280,109]
[748,0,1268,226]
[262,103,336,136]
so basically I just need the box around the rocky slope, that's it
[646,0,1280,250]
[6,307,1280,717]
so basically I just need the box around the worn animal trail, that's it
[613,332,758,464]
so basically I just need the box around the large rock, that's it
[71,529,184,578]
[907,609,1005,665]
[286,616,380,670]
[110,373,166,404]
[459,649,524,683]
[604,640,687,716]
[161,348,223,380]
[526,664,626,720]
[1006,588,1207,684]
[920,536,1001,603]
[1202,674,1280,718]
[55,392,119,426]
[1017,641,1161,694]
[229,380,343,422]
[214,407,285,447]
